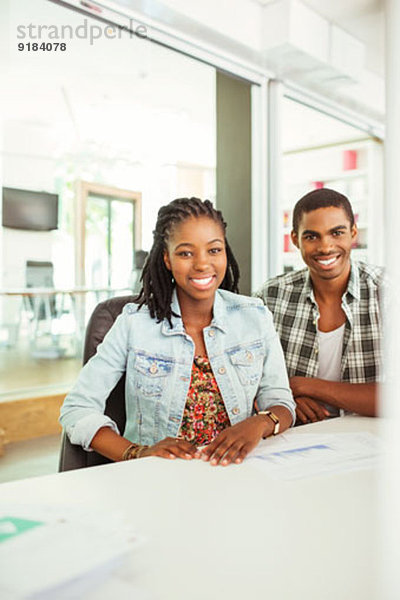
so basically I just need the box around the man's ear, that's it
[291,230,299,249]
[351,224,358,243]
[163,250,171,271]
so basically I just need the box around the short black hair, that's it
[292,188,355,234]
[135,197,240,325]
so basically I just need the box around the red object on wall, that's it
[283,210,290,228]
[343,150,358,170]
[283,233,291,253]
[312,181,325,189]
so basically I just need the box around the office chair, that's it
[26,260,54,287]
[58,294,136,471]
[131,249,148,294]
[25,260,56,320]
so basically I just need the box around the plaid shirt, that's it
[255,261,383,383]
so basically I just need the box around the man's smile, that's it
[314,254,340,268]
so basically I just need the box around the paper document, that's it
[246,432,382,480]
[0,504,143,600]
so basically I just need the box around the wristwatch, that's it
[257,410,280,437]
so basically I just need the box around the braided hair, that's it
[135,197,240,325]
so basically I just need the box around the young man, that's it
[256,188,383,424]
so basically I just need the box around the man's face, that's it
[291,206,357,282]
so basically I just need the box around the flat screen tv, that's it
[2,187,59,231]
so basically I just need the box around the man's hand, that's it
[141,437,197,460]
[197,417,267,466]
[289,377,330,424]
[289,376,378,419]
[295,396,330,425]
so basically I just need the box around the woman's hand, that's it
[197,416,267,466]
[141,437,198,460]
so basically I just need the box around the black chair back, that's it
[58,295,136,471]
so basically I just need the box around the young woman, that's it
[60,198,295,466]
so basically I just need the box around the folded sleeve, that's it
[59,309,130,450]
[255,306,296,425]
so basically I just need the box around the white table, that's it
[0,416,382,599]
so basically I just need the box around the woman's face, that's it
[163,215,227,306]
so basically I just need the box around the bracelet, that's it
[136,445,149,458]
[122,443,149,461]
[122,444,138,461]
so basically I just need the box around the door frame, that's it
[75,180,142,286]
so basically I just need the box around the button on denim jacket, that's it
[60,289,295,450]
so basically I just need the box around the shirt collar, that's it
[346,259,360,301]
[305,259,360,303]
[303,270,316,304]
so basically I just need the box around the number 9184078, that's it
[18,42,67,51]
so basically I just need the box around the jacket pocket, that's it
[228,342,263,386]
[134,354,173,397]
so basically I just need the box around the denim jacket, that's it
[60,289,295,449]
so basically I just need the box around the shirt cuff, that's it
[66,413,120,451]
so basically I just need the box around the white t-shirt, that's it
[317,323,345,417]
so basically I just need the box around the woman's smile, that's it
[189,275,216,289]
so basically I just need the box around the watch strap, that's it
[257,410,280,437]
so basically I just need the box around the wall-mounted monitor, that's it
[2,187,59,231]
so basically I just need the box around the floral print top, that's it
[178,356,230,446]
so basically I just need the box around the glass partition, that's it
[280,96,384,274]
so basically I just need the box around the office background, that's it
[3,0,400,595]
[0,0,385,405]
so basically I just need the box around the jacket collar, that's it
[161,289,227,336]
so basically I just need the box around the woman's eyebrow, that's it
[174,238,224,250]
[207,238,224,244]
[174,242,194,250]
